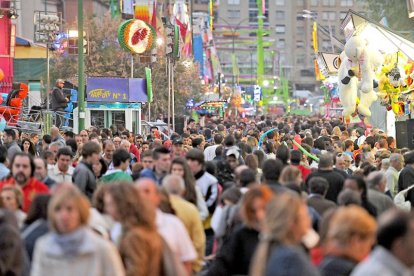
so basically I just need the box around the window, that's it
[276,11,285,20]
[340,11,347,20]
[323,0,336,6]
[276,39,286,48]
[249,10,258,23]
[228,0,240,4]
[279,53,287,65]
[296,40,305,48]
[296,26,304,35]
[301,69,314,77]
[228,10,240,19]
[296,54,305,65]
[322,40,331,51]
[296,12,305,20]
[310,0,318,6]
[340,0,353,6]
[275,25,286,34]
[322,11,336,20]
[249,0,268,8]
[276,0,285,6]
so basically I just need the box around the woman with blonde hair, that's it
[31,186,125,276]
[250,193,318,276]
[207,185,273,275]
[319,205,376,275]
[245,154,262,182]
[279,166,303,186]
[104,182,163,276]
[332,126,342,137]
[246,136,258,149]
[0,185,26,228]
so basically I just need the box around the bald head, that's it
[162,174,185,196]
[121,139,131,151]
[134,178,160,208]
[51,127,60,140]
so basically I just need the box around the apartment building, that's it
[215,0,367,92]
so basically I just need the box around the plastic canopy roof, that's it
[341,10,414,60]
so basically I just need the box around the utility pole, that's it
[256,0,265,87]
[78,0,85,131]
[218,72,221,98]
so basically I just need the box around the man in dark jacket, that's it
[262,158,287,194]
[307,177,336,216]
[306,153,345,203]
[398,151,414,205]
[72,141,100,199]
[50,79,68,127]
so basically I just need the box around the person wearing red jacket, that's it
[0,152,48,212]
[123,131,141,162]
[290,149,311,182]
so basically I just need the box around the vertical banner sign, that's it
[145,67,153,103]
[209,0,213,32]
[134,0,150,22]
[110,0,121,18]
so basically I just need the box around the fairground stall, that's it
[73,77,148,134]
[316,10,414,147]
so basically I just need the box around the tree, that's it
[365,0,414,33]
[50,13,203,118]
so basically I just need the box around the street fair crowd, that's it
[1,115,414,276]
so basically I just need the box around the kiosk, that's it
[73,77,147,133]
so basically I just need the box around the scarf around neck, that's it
[52,226,87,256]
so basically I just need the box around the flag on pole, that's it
[145,67,153,103]
[110,0,121,18]
[209,0,214,32]
[151,1,157,28]
[175,17,188,40]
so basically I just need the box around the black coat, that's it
[306,170,345,203]
[398,165,414,205]
[307,194,337,216]
[319,255,357,276]
[50,87,67,110]
[21,219,49,261]
[206,225,259,276]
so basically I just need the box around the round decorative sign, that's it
[117,19,156,54]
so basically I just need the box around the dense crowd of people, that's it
[1,115,414,276]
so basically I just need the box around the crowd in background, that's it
[1,115,414,276]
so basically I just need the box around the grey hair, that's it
[366,171,385,189]
[49,141,63,149]
[389,153,403,162]
[162,174,186,195]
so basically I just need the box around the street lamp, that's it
[33,10,62,133]
[215,17,250,88]
[156,37,164,46]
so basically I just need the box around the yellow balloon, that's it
[259,100,263,106]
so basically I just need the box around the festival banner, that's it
[86,77,148,103]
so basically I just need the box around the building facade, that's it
[215,0,367,93]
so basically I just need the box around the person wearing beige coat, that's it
[31,227,125,276]
[31,185,125,276]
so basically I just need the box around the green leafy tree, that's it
[50,13,203,118]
